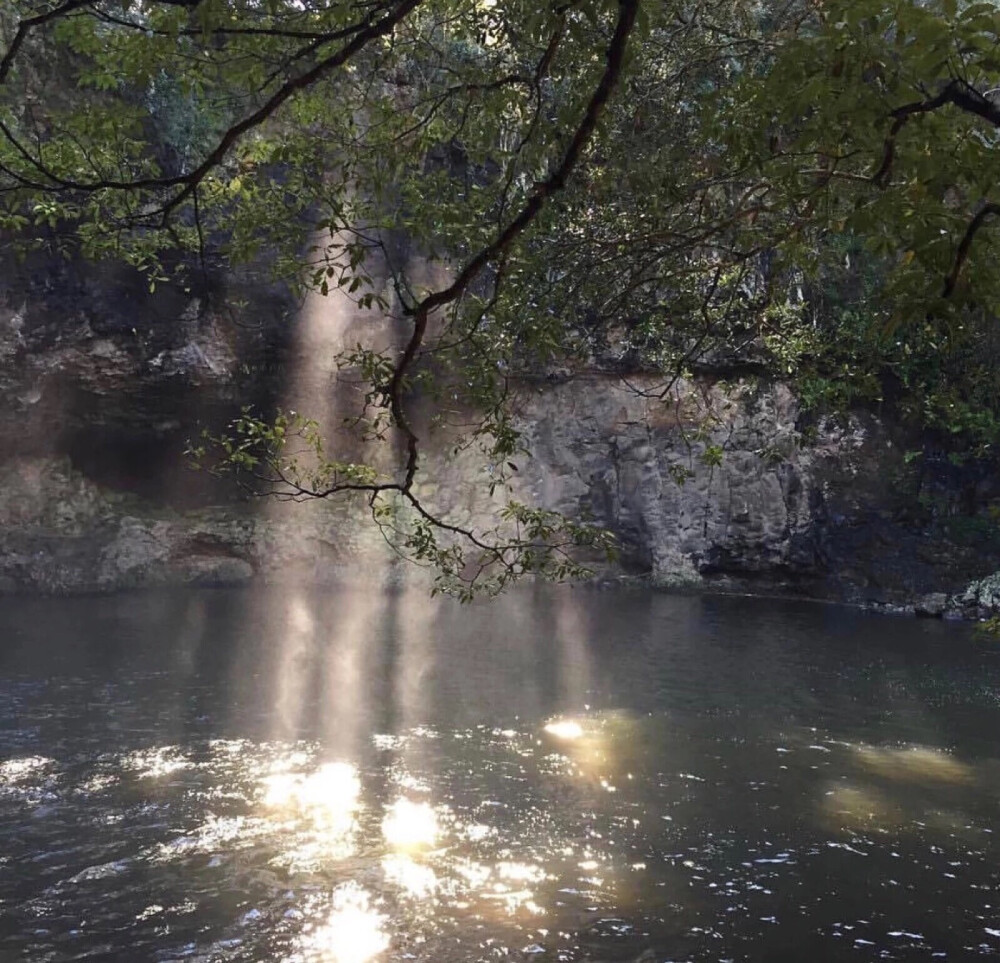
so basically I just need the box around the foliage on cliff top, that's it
[4,0,1000,591]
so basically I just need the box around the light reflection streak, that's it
[553,587,593,713]
[290,882,388,963]
[853,744,974,785]
[269,592,317,742]
[817,741,980,834]
[147,594,211,744]
[382,798,438,849]
[389,583,439,773]
[382,853,439,899]
[256,224,399,746]
[318,589,380,760]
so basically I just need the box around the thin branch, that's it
[159,0,423,218]
[0,0,425,214]
[0,0,94,86]
[89,7,367,41]
[944,201,1000,298]
[874,79,1000,187]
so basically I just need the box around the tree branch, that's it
[386,0,640,491]
[0,0,424,215]
[874,79,1000,187]
[944,201,1000,298]
[0,0,94,85]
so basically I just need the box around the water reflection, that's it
[853,743,975,784]
[382,798,438,850]
[269,592,320,742]
[381,853,438,899]
[263,761,360,829]
[291,882,388,963]
[1,587,1000,963]
[543,719,584,740]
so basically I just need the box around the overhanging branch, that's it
[0,0,94,85]
[386,0,640,492]
[0,0,424,219]
[944,201,1000,298]
[874,79,1000,187]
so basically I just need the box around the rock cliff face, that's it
[509,376,1000,613]
[3,254,1000,611]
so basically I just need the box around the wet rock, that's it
[958,571,1000,617]
[915,592,949,618]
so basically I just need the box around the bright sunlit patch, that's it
[382,854,439,899]
[0,756,53,783]
[262,762,360,823]
[268,749,313,773]
[121,746,190,779]
[460,822,494,842]
[444,861,551,917]
[152,814,277,864]
[543,720,584,740]
[483,885,545,916]
[207,738,252,756]
[390,770,430,793]
[292,883,388,963]
[497,861,547,884]
[854,745,974,785]
[382,799,438,849]
[454,857,491,889]
[76,773,117,795]
[260,761,361,865]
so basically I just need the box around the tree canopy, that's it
[4,0,1000,594]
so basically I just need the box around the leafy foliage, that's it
[6,0,1000,591]
[187,407,616,599]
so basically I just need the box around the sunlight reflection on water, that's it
[3,587,1000,963]
[381,798,439,850]
[289,882,388,963]
[543,719,584,740]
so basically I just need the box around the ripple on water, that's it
[1,588,999,962]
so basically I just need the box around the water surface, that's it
[1,585,999,962]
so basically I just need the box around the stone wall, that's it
[3,253,1000,611]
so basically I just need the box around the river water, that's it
[1,585,999,962]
